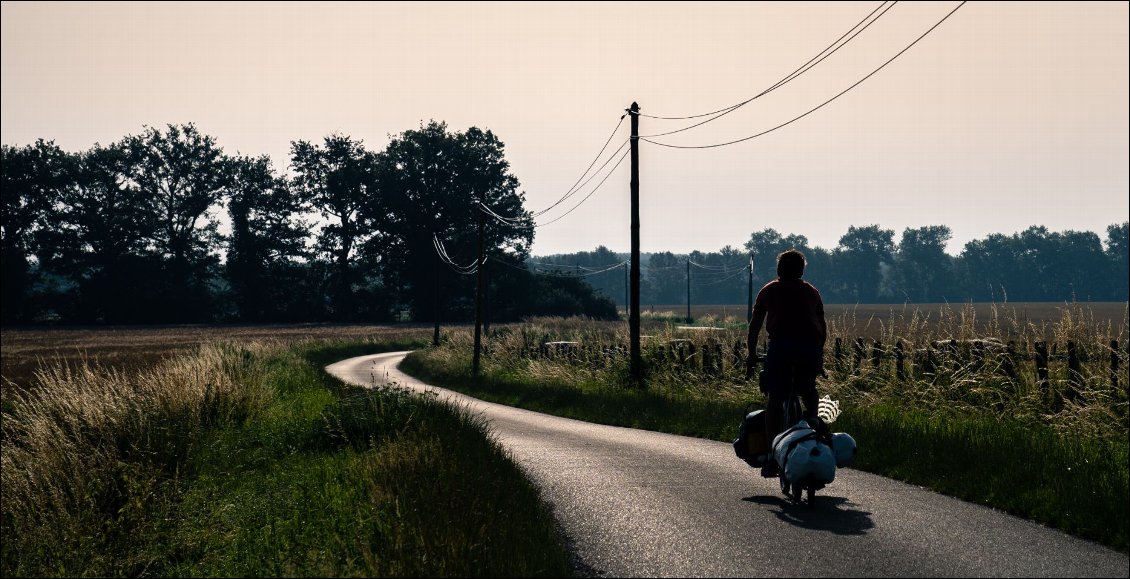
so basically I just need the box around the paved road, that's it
[327,352,1129,578]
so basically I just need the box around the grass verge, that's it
[1,339,570,577]
[400,346,1129,552]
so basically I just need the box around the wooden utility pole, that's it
[686,259,691,324]
[629,102,641,381]
[747,253,754,324]
[624,261,629,317]
[473,194,486,375]
[433,248,441,346]
[483,265,490,336]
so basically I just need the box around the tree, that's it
[226,155,311,321]
[743,228,785,288]
[835,225,895,303]
[896,226,954,303]
[959,232,1023,302]
[117,123,230,321]
[802,246,837,302]
[489,253,619,321]
[1051,230,1107,301]
[1,140,73,322]
[378,121,533,321]
[742,228,839,300]
[290,134,381,320]
[743,229,815,287]
[645,251,683,305]
[36,144,161,322]
[686,246,748,305]
[1106,222,1129,300]
[533,246,626,304]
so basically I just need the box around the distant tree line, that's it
[535,222,1129,306]
[1,122,618,324]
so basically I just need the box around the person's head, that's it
[777,249,806,280]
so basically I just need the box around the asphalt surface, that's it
[326,351,1130,578]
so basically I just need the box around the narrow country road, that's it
[326,351,1129,578]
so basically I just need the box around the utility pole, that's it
[473,193,486,376]
[483,264,490,336]
[624,261,629,318]
[629,102,641,382]
[747,253,754,324]
[686,259,692,324]
[433,247,441,346]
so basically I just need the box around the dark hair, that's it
[777,249,806,280]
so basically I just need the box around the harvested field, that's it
[641,302,1128,337]
[0,323,437,391]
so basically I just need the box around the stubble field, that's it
[0,323,435,391]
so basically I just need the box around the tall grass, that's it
[1,343,271,576]
[403,302,1129,550]
[1,338,570,577]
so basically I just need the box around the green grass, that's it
[2,339,570,577]
[401,345,1129,552]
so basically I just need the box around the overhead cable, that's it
[480,147,630,229]
[529,116,627,218]
[433,234,482,275]
[643,1,966,149]
[637,0,896,138]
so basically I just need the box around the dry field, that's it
[3,302,1125,390]
[643,302,1128,337]
[0,323,436,391]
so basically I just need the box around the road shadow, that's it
[742,494,874,535]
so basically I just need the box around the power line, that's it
[637,0,896,135]
[642,1,966,150]
[526,259,626,272]
[529,116,627,218]
[530,260,629,277]
[534,148,630,227]
[494,258,629,278]
[480,146,630,229]
[433,234,482,275]
[688,259,747,271]
[691,265,752,286]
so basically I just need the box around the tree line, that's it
[535,222,1129,306]
[1,122,618,324]
[4,122,1125,325]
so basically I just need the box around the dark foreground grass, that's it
[401,348,1130,552]
[1,340,570,577]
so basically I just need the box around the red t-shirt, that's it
[749,278,827,346]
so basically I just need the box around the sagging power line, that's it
[637,1,899,139]
[642,1,966,149]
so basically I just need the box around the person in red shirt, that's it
[745,249,827,477]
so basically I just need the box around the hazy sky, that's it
[3,1,1128,256]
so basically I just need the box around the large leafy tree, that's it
[1106,222,1129,300]
[743,229,818,290]
[290,135,382,320]
[1,140,73,322]
[117,123,230,321]
[1051,229,1108,301]
[37,144,161,322]
[226,155,311,321]
[644,251,683,305]
[959,232,1021,302]
[377,121,533,321]
[835,225,896,303]
[896,225,954,303]
[686,246,748,306]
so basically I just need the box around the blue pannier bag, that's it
[771,419,836,486]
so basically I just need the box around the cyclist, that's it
[745,249,827,477]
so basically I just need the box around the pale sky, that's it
[3,1,1128,256]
